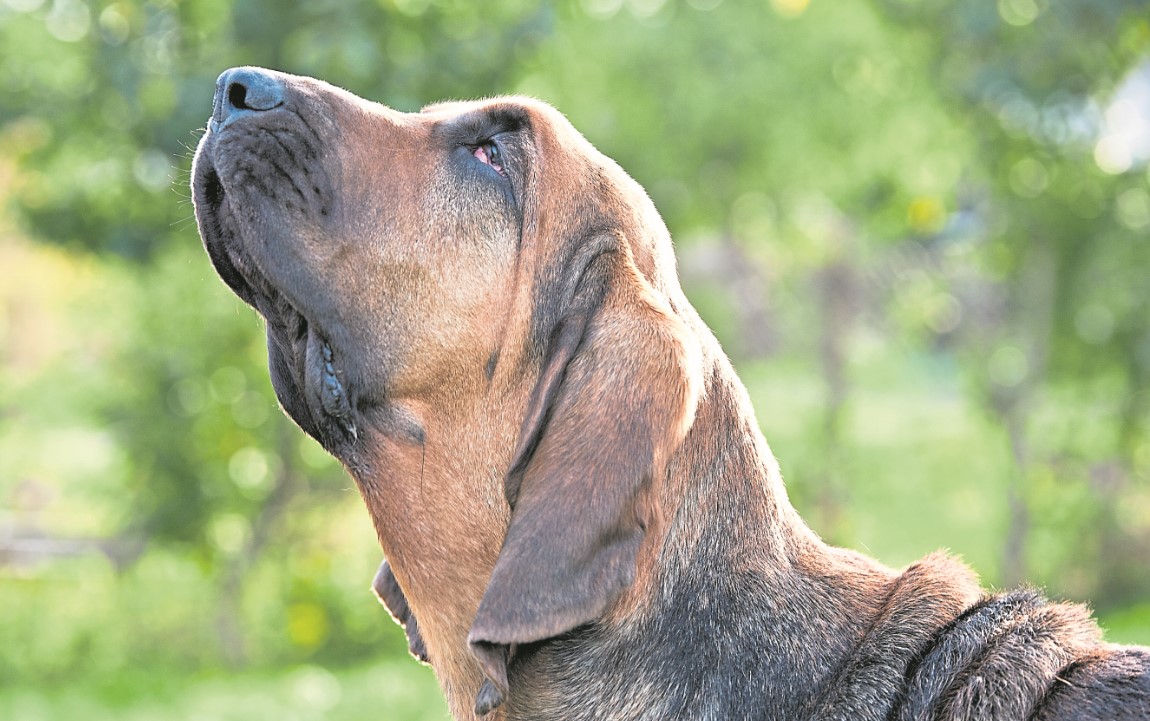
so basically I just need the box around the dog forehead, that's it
[419,94,549,118]
[417,96,585,146]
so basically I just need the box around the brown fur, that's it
[192,67,1150,721]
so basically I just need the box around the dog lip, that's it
[308,329,358,441]
[194,156,260,308]
[198,107,336,225]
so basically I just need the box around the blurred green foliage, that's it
[2,0,1150,718]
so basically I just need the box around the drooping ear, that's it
[371,559,429,664]
[467,245,700,713]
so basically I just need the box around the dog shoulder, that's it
[892,576,1150,721]
[1028,647,1150,721]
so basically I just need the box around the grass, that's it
[0,660,449,721]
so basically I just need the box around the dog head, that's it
[193,67,703,715]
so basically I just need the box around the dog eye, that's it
[472,141,505,176]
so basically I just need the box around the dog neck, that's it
[350,378,528,719]
[499,354,982,720]
[348,348,980,721]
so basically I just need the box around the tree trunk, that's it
[814,253,858,543]
[215,417,304,666]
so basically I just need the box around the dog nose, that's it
[212,67,286,128]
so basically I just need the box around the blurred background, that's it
[2,0,1149,718]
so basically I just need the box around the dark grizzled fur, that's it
[487,366,1150,721]
[893,592,1048,720]
[503,567,1147,721]
[1031,650,1150,721]
[888,589,1115,721]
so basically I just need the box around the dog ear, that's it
[467,245,699,713]
[372,559,429,664]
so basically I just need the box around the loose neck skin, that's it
[352,384,523,719]
[349,347,908,721]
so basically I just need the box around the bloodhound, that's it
[192,67,1150,721]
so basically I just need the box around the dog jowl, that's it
[192,67,1150,721]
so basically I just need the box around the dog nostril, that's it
[225,72,284,112]
[228,81,251,111]
[212,67,286,127]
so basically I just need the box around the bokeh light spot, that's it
[1116,188,1150,230]
[989,345,1029,387]
[287,603,330,650]
[1116,488,1150,535]
[1009,157,1050,198]
[1095,135,1133,175]
[582,0,623,19]
[133,149,172,192]
[771,0,810,18]
[290,666,342,711]
[925,293,963,334]
[208,513,251,555]
[210,366,247,405]
[231,390,270,429]
[907,196,945,235]
[4,0,46,12]
[229,447,271,499]
[1074,305,1114,345]
[1134,442,1150,479]
[389,0,431,17]
[997,0,1040,26]
[628,0,667,19]
[98,4,131,46]
[45,0,90,42]
[169,376,208,417]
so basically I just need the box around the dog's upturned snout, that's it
[212,66,286,129]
